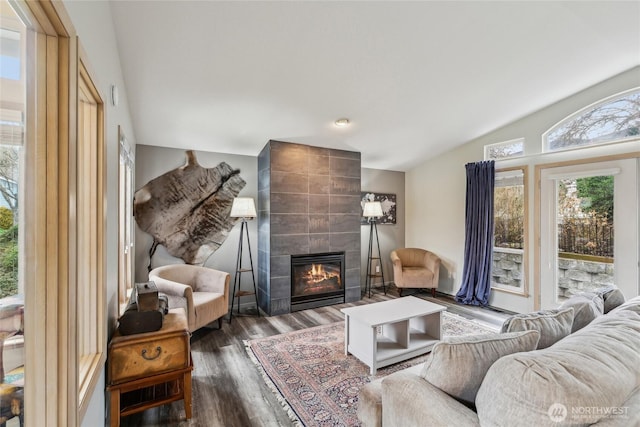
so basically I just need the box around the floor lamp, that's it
[363,201,386,298]
[229,197,259,322]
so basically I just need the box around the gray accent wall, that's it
[361,168,406,289]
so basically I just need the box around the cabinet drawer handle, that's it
[141,346,162,360]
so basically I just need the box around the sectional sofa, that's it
[358,287,640,427]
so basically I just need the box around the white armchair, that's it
[149,264,230,332]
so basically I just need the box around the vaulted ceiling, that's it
[110,1,640,171]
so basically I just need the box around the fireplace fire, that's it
[291,252,345,311]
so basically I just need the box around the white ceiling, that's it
[110,1,640,171]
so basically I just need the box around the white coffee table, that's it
[340,296,446,374]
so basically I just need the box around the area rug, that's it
[245,311,498,426]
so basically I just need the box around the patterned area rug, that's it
[245,311,498,426]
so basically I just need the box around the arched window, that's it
[543,88,640,152]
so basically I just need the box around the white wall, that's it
[406,66,640,314]
[61,1,135,425]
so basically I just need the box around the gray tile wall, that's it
[257,140,362,315]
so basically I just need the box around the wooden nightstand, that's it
[107,308,192,427]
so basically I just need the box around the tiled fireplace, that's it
[257,140,361,315]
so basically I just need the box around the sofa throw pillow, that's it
[593,285,625,313]
[559,292,604,332]
[476,309,640,427]
[420,330,540,405]
[501,307,573,349]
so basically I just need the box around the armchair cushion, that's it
[194,268,229,293]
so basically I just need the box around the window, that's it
[0,4,26,426]
[77,58,106,413]
[544,88,640,152]
[119,126,134,312]
[2,0,106,425]
[484,138,525,161]
[0,28,20,80]
[492,167,528,295]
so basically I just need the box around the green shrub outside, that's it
[0,225,18,298]
[0,207,13,230]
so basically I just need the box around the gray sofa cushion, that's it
[358,380,383,427]
[593,285,625,313]
[357,363,424,427]
[476,309,640,427]
[610,295,640,315]
[382,372,480,427]
[559,292,604,332]
[420,330,540,405]
[501,307,574,349]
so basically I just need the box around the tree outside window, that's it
[492,168,527,293]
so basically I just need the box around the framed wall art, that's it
[360,192,397,225]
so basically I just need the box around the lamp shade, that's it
[363,201,383,218]
[230,197,257,218]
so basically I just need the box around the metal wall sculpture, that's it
[134,150,246,265]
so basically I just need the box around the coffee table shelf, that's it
[341,296,446,374]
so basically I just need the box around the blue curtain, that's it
[455,161,495,306]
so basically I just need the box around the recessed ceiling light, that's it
[334,118,351,127]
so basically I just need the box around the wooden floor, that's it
[119,287,511,427]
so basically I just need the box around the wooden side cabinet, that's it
[107,308,192,427]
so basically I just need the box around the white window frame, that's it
[543,88,640,153]
[484,137,525,161]
[491,166,528,297]
[118,125,134,313]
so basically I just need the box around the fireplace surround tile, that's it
[271,144,308,174]
[271,214,308,235]
[330,157,361,177]
[330,195,362,214]
[270,193,309,214]
[269,276,291,299]
[330,214,361,233]
[271,171,309,193]
[258,140,361,315]
[309,174,330,194]
[309,215,330,233]
[331,176,361,194]
[309,195,330,213]
[309,155,330,175]
[271,234,309,256]
[330,232,361,252]
[270,255,290,277]
[309,235,331,253]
